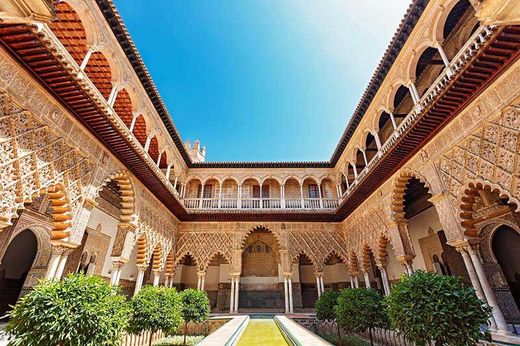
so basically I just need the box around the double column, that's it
[454,241,509,334]
[229,274,240,314]
[197,271,206,291]
[110,259,127,286]
[377,264,391,296]
[283,274,294,314]
[45,243,75,280]
[133,265,147,296]
[315,272,325,297]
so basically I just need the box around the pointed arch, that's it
[203,251,231,272]
[391,169,434,224]
[240,225,284,251]
[173,252,199,274]
[99,170,136,224]
[323,249,348,268]
[292,251,318,271]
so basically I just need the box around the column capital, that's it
[136,264,148,272]
[396,254,415,265]
[83,198,98,211]
[197,271,206,278]
[314,271,324,277]
[110,258,127,269]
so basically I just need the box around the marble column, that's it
[378,265,390,296]
[152,271,160,287]
[54,249,71,280]
[457,246,497,329]
[364,272,371,288]
[284,276,289,313]
[229,276,235,314]
[350,277,354,288]
[110,260,126,286]
[320,275,324,294]
[468,246,509,334]
[234,276,239,313]
[164,275,170,288]
[45,249,62,280]
[288,277,294,313]
[316,274,322,297]
[133,267,146,296]
[354,276,359,288]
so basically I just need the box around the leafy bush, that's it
[179,289,210,345]
[128,286,183,346]
[5,274,129,346]
[336,288,387,346]
[315,290,340,321]
[315,290,341,341]
[384,270,491,346]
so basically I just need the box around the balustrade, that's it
[182,196,340,211]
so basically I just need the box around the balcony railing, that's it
[182,197,340,211]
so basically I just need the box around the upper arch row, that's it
[335,0,480,193]
[47,0,185,174]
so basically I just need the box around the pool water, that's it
[236,319,289,346]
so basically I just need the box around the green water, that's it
[237,319,289,346]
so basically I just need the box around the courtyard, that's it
[0,0,520,345]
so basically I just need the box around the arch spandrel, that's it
[175,231,234,272]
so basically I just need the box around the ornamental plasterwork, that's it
[174,231,234,272]
[437,104,520,211]
[0,90,93,232]
[287,229,347,272]
[0,42,180,263]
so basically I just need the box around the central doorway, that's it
[239,227,284,310]
[0,229,38,315]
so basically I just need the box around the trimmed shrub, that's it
[336,288,387,346]
[315,290,341,341]
[179,289,210,345]
[384,270,491,346]
[315,290,340,321]
[5,274,130,346]
[128,286,182,346]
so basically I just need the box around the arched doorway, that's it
[323,252,349,290]
[295,253,316,309]
[173,254,198,291]
[492,225,520,314]
[240,227,283,310]
[205,253,230,311]
[396,175,467,281]
[0,229,38,315]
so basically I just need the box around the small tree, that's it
[335,288,387,346]
[384,270,491,346]
[180,289,210,345]
[128,286,182,346]
[5,274,129,346]
[315,290,341,342]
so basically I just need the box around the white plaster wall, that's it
[298,265,315,283]
[119,243,138,281]
[219,263,231,283]
[323,263,348,284]
[407,206,443,271]
[205,265,220,290]
[85,208,118,278]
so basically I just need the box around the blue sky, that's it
[113,0,411,162]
